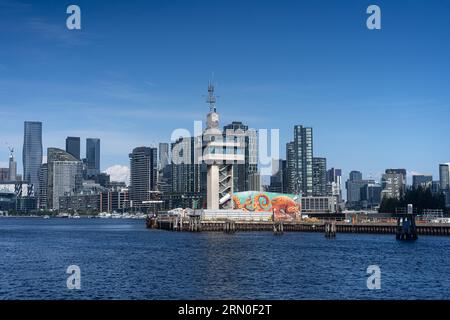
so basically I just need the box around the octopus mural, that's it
[232,192,301,221]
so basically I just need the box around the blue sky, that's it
[0,0,449,183]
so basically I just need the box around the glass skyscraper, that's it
[129,146,158,209]
[292,125,313,196]
[46,148,82,210]
[86,138,100,177]
[439,163,450,190]
[22,121,43,195]
[312,157,327,196]
[66,137,81,160]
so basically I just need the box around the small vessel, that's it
[57,213,70,218]
[43,215,50,219]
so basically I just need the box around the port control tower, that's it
[200,83,244,210]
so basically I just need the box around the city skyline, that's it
[1,0,450,183]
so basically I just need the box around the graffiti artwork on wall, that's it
[232,192,301,221]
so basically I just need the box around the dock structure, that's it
[395,214,418,241]
[223,221,236,234]
[273,222,284,235]
[324,222,336,238]
[147,216,450,236]
[188,215,202,232]
[394,205,419,241]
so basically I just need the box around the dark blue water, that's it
[1,218,450,300]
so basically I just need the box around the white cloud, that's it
[104,165,130,185]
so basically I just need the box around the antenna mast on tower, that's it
[206,81,217,113]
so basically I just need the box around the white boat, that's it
[98,212,112,218]
[43,215,50,219]
[57,213,70,218]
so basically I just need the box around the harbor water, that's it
[1,218,450,300]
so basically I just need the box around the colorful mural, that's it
[232,191,301,221]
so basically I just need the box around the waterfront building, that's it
[59,193,100,213]
[439,163,450,190]
[66,137,81,160]
[16,196,38,213]
[301,196,337,215]
[129,146,158,210]
[412,174,433,189]
[86,138,100,177]
[312,157,327,197]
[0,190,16,211]
[100,188,129,213]
[381,169,406,200]
[161,192,203,211]
[46,148,83,210]
[23,121,43,195]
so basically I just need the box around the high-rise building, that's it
[268,159,287,193]
[23,121,43,195]
[326,168,342,201]
[248,172,261,192]
[286,141,296,194]
[8,148,17,181]
[86,138,100,177]
[66,137,81,160]
[158,143,170,170]
[293,125,313,196]
[158,142,172,194]
[129,147,158,210]
[381,169,406,200]
[412,174,433,189]
[38,163,48,210]
[345,171,375,209]
[46,148,83,210]
[360,182,382,209]
[349,170,363,182]
[223,121,258,192]
[312,157,327,196]
[439,163,450,190]
[171,137,202,195]
[431,181,441,194]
